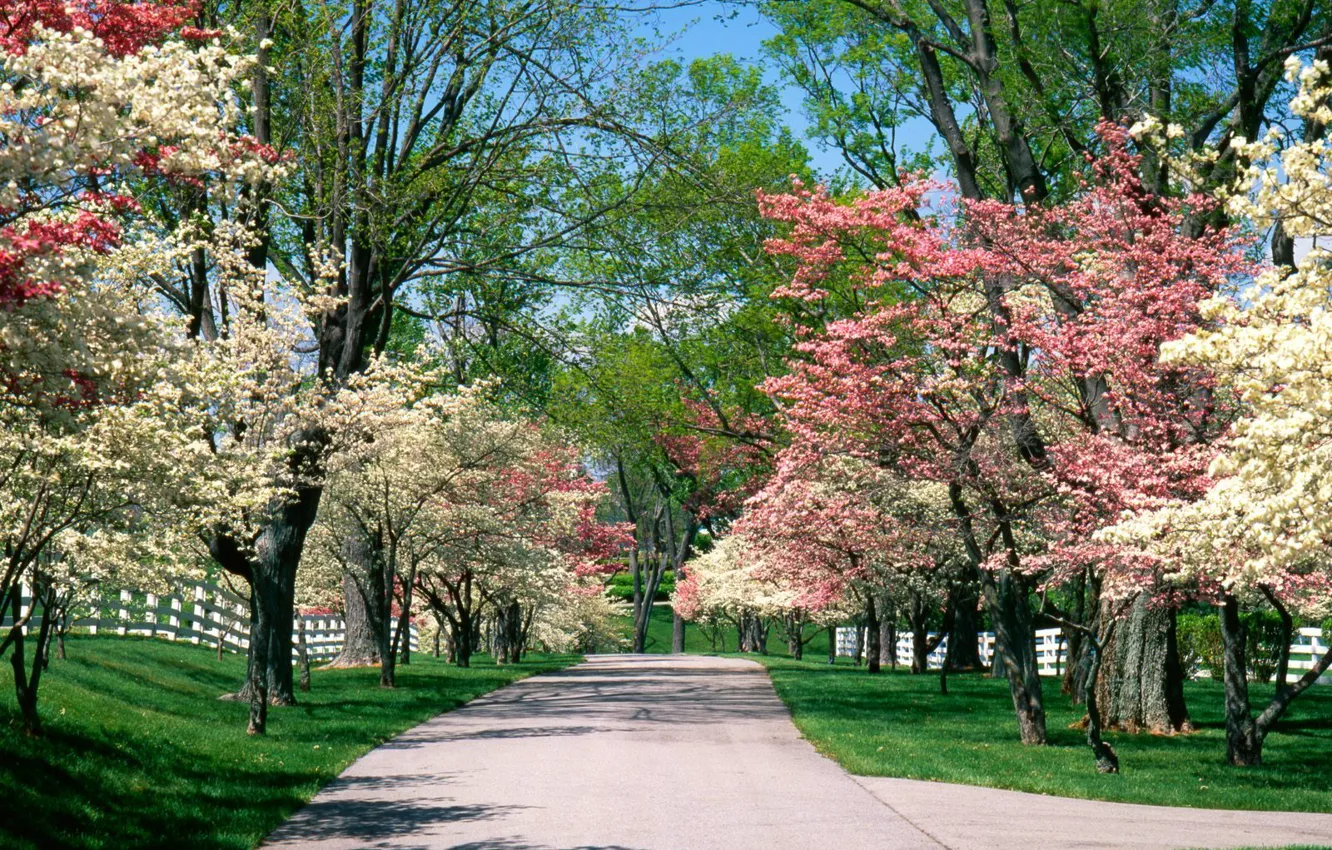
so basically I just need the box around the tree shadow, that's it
[266,799,528,844]
[446,842,647,850]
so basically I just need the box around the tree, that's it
[755,135,1244,744]
[762,0,1332,719]
[1107,59,1332,765]
[0,0,275,736]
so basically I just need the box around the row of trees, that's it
[671,69,1332,775]
[5,0,1332,782]
[0,0,677,737]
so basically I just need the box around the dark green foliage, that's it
[621,606,833,659]
[1178,611,1299,684]
[1178,613,1226,681]
[0,636,575,850]
[759,658,1332,812]
[605,569,675,603]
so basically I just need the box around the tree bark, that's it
[946,590,983,671]
[852,617,864,666]
[865,594,881,674]
[327,545,383,668]
[1219,595,1261,765]
[827,625,836,664]
[785,613,804,660]
[1096,594,1191,733]
[297,617,311,692]
[8,589,53,736]
[981,566,1047,745]
[1085,626,1120,773]
[909,592,931,674]
[881,600,897,669]
[246,587,271,735]
[218,480,322,713]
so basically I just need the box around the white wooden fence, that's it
[3,581,417,660]
[836,626,1330,683]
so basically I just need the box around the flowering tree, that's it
[304,387,628,669]
[0,0,274,736]
[673,534,843,657]
[754,134,1244,745]
[1108,60,1332,766]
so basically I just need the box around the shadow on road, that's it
[273,798,527,843]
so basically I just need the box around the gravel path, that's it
[263,655,1332,850]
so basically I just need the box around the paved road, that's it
[264,655,1332,850]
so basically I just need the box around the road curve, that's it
[263,655,1332,850]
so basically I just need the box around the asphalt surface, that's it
[263,655,1332,850]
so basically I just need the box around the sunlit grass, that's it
[759,657,1332,813]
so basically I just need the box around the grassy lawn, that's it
[0,635,576,850]
[758,657,1332,813]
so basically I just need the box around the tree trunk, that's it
[909,593,931,674]
[784,612,805,660]
[881,601,897,669]
[981,567,1047,745]
[865,595,881,674]
[452,611,473,668]
[672,612,686,654]
[393,569,416,671]
[631,549,666,653]
[8,590,52,737]
[946,589,984,671]
[631,548,643,640]
[1085,626,1120,773]
[1096,594,1191,733]
[297,617,311,692]
[1061,572,1092,702]
[253,546,299,706]
[1219,595,1262,765]
[827,625,836,665]
[247,588,271,735]
[327,550,382,669]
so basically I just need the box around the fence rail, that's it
[3,581,417,660]
[835,626,1330,683]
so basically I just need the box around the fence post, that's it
[192,585,206,645]
[118,589,131,636]
[17,581,29,636]
[168,595,181,640]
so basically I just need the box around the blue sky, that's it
[628,1,849,176]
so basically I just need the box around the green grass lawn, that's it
[758,657,1332,813]
[0,635,576,850]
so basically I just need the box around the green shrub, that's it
[605,570,675,603]
[1244,609,1286,684]
[1176,610,1290,683]
[1177,613,1223,680]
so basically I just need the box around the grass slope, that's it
[759,658,1332,813]
[0,635,575,850]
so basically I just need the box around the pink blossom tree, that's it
[753,131,1246,746]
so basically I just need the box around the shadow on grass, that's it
[0,636,575,850]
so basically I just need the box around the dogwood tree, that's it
[754,134,1244,745]
[1108,60,1332,766]
[303,384,627,670]
[0,0,275,736]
